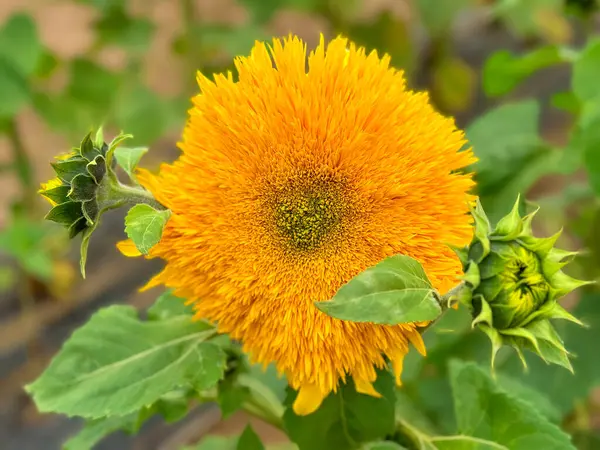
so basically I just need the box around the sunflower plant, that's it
[26,36,593,450]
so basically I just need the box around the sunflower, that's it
[119,35,476,415]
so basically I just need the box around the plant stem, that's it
[97,171,166,211]
[7,119,35,214]
[196,391,284,430]
[418,282,467,335]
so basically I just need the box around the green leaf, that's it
[283,370,396,450]
[573,39,600,101]
[0,13,43,76]
[218,378,250,419]
[0,218,54,280]
[115,84,170,145]
[315,255,440,325]
[182,425,267,450]
[449,360,575,450]
[363,442,407,450]
[66,58,121,121]
[493,0,567,41]
[125,204,171,255]
[200,24,269,58]
[237,425,265,450]
[415,0,473,36]
[0,57,30,118]
[182,435,238,450]
[114,146,148,180]
[468,100,541,188]
[495,373,561,422]
[35,49,59,79]
[431,436,507,450]
[483,47,565,98]
[63,415,137,450]
[26,305,224,418]
[147,290,194,320]
[95,7,155,54]
[238,0,284,23]
[581,117,600,195]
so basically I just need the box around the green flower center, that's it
[497,246,549,326]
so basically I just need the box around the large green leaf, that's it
[449,361,575,449]
[283,370,396,450]
[125,204,171,255]
[26,305,225,418]
[315,255,441,324]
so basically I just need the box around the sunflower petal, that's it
[116,239,142,257]
[354,379,382,398]
[293,383,326,416]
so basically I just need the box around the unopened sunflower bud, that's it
[39,129,160,277]
[453,196,593,371]
[40,130,112,238]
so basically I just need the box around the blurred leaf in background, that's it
[0,14,43,120]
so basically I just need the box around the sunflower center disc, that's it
[271,175,347,252]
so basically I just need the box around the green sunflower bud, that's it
[40,129,160,277]
[41,130,112,239]
[453,196,593,372]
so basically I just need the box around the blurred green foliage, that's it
[3,0,600,449]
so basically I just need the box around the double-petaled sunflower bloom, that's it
[119,35,476,415]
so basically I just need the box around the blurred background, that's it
[1,0,600,449]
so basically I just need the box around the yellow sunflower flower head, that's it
[119,35,476,415]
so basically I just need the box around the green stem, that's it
[110,182,165,210]
[418,282,467,336]
[7,119,35,213]
[196,390,284,430]
[179,0,201,88]
[96,171,166,211]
